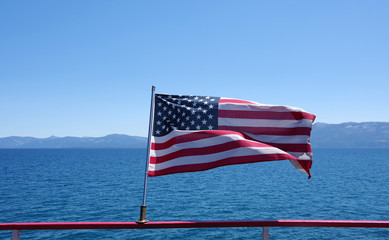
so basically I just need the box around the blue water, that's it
[0,148,388,239]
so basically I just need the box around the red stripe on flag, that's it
[149,154,292,176]
[219,110,316,121]
[152,130,248,150]
[296,159,312,179]
[218,126,312,136]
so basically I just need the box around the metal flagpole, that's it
[136,85,156,224]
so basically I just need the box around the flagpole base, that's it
[136,205,149,224]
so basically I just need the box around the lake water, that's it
[0,148,388,239]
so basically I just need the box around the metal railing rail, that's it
[1,220,389,240]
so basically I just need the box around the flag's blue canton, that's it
[153,94,220,137]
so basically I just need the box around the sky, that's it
[1,0,388,138]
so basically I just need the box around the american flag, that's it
[149,94,315,178]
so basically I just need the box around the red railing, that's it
[1,220,389,240]
[1,220,389,230]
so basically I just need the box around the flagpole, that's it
[137,85,156,224]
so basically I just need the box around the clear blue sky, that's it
[1,1,388,138]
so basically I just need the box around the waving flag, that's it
[149,94,315,178]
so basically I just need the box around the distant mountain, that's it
[311,122,389,148]
[0,134,147,149]
[1,122,389,148]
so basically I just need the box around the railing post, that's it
[11,230,21,240]
[261,227,270,240]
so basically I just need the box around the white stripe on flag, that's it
[152,130,193,144]
[289,152,313,161]
[244,133,311,144]
[219,99,308,113]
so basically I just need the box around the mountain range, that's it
[0,122,388,148]
[310,122,389,148]
[0,134,147,149]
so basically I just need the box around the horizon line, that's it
[1,121,389,139]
